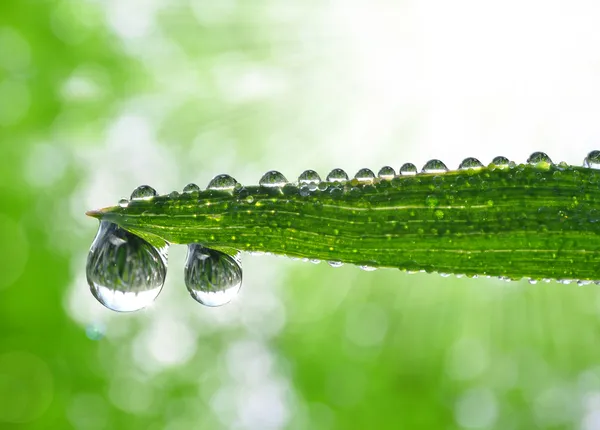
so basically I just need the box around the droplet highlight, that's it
[184,244,242,307]
[118,198,129,208]
[377,166,396,180]
[584,150,600,169]
[422,159,448,174]
[86,221,168,312]
[527,152,553,165]
[399,163,417,176]
[354,168,375,182]
[326,168,349,182]
[259,170,288,188]
[183,183,200,193]
[207,174,237,192]
[458,157,483,170]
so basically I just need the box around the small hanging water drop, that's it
[207,174,238,192]
[328,261,344,268]
[458,157,483,170]
[359,265,377,272]
[184,244,242,307]
[583,150,600,169]
[422,159,448,174]
[298,169,321,184]
[183,183,200,193]
[378,166,396,180]
[527,152,553,165]
[259,170,288,188]
[130,185,157,200]
[399,163,417,176]
[326,168,349,182]
[118,198,129,208]
[354,168,375,182]
[86,221,168,312]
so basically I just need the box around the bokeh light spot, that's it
[0,351,54,423]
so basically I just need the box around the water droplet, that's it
[458,157,483,170]
[184,244,242,307]
[491,156,510,167]
[584,150,600,168]
[422,159,448,174]
[310,259,321,264]
[528,279,538,285]
[259,170,288,188]
[86,221,168,312]
[378,166,396,180]
[299,185,311,197]
[207,174,237,192]
[354,168,375,182]
[359,265,377,271]
[328,261,343,268]
[426,195,439,207]
[245,195,254,203]
[130,185,157,200]
[298,169,321,184]
[527,152,553,165]
[183,183,200,193]
[326,168,349,182]
[169,191,179,199]
[399,163,417,176]
[118,198,129,208]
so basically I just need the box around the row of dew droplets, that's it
[86,185,166,312]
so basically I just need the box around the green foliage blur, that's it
[3,1,600,429]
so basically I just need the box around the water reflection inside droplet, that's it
[184,244,242,307]
[86,221,168,312]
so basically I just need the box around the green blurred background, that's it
[3,0,600,428]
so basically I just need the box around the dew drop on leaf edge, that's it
[527,151,553,165]
[259,170,288,188]
[207,174,238,191]
[584,150,600,169]
[298,169,321,184]
[458,157,483,170]
[130,185,157,200]
[399,163,417,176]
[354,168,376,182]
[422,159,448,174]
[183,183,200,193]
[326,168,349,182]
[378,166,396,179]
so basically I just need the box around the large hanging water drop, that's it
[259,170,288,188]
[326,168,349,182]
[399,163,417,176]
[184,244,242,307]
[584,150,600,169]
[86,221,168,312]
[298,170,321,184]
[130,185,157,200]
[207,174,238,192]
[422,159,448,174]
[527,152,553,165]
